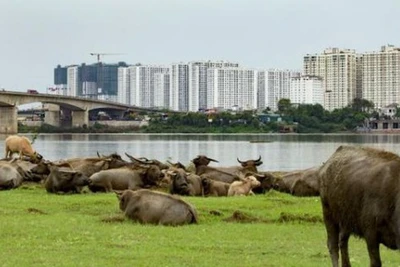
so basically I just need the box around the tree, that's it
[277,98,291,114]
[351,98,374,113]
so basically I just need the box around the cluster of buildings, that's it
[51,44,400,112]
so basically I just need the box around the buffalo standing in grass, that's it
[116,189,198,226]
[319,145,400,267]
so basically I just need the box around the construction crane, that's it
[90,53,125,63]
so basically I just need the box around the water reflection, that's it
[1,133,400,171]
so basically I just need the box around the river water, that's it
[1,133,400,171]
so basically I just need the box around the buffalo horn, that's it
[125,152,153,164]
[206,157,219,163]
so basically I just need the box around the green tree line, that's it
[20,98,386,134]
[144,98,378,133]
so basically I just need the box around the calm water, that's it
[1,133,400,171]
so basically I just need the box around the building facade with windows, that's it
[303,48,357,111]
[67,66,79,97]
[257,69,301,111]
[207,67,257,110]
[188,61,240,112]
[360,45,400,109]
[153,73,170,109]
[289,75,324,106]
[53,62,127,101]
[127,65,169,108]
[117,67,130,105]
[170,63,189,111]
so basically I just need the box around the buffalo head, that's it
[192,155,219,167]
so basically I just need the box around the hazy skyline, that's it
[1,0,399,93]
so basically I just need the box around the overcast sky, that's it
[1,0,399,92]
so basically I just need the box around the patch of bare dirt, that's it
[277,212,323,223]
[223,210,272,223]
[26,208,47,214]
[101,214,126,223]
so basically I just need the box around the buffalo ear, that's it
[114,190,124,200]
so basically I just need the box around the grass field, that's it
[0,185,399,267]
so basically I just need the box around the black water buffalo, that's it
[44,165,90,193]
[167,167,203,196]
[252,171,275,194]
[116,189,198,226]
[319,145,400,267]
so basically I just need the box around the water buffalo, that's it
[61,153,127,177]
[116,189,198,226]
[319,145,400,267]
[0,160,24,189]
[227,173,261,196]
[251,171,275,194]
[272,167,320,197]
[88,164,163,193]
[125,153,169,170]
[201,176,230,197]
[44,165,90,193]
[192,155,263,183]
[167,167,203,196]
[4,135,43,162]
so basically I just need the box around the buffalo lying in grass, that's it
[116,189,198,226]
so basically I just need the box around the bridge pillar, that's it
[72,110,89,127]
[0,106,18,134]
[44,104,60,127]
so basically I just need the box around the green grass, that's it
[0,186,399,267]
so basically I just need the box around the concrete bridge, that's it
[0,90,162,134]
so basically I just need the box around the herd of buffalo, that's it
[1,134,400,266]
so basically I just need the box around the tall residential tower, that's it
[303,48,357,111]
[360,45,400,108]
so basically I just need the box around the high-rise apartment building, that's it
[170,63,189,111]
[188,61,239,112]
[127,65,169,108]
[207,68,257,110]
[360,45,400,108]
[290,75,324,105]
[303,48,357,111]
[67,66,79,97]
[53,62,127,100]
[154,73,170,109]
[257,69,301,111]
[49,65,69,95]
[80,63,97,98]
[117,67,130,105]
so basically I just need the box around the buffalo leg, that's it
[339,230,351,267]
[365,233,381,267]
[322,204,339,267]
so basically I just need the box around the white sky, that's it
[1,0,399,93]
